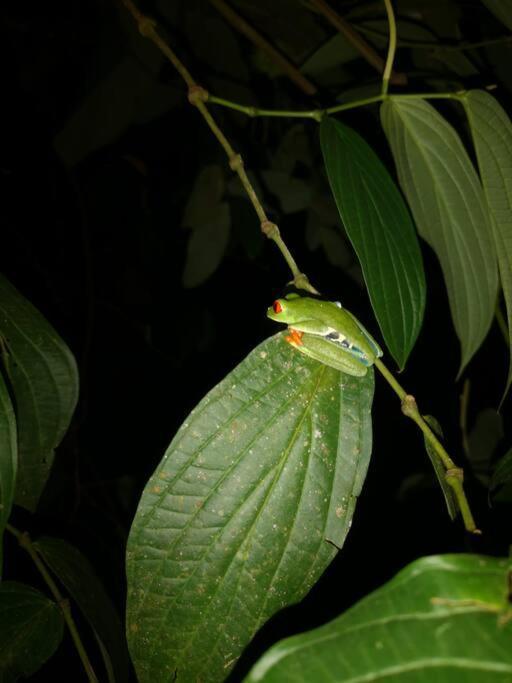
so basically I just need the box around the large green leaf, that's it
[381,97,498,374]
[126,334,374,682]
[0,274,79,511]
[0,581,64,682]
[320,117,426,370]
[462,90,512,399]
[246,554,512,682]
[34,537,129,683]
[0,370,17,557]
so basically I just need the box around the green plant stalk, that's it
[6,523,99,683]
[121,0,318,295]
[381,0,397,96]
[374,360,479,534]
[207,91,460,120]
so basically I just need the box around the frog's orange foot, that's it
[285,329,304,346]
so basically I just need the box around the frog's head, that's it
[266,293,302,324]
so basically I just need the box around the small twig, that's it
[6,523,99,683]
[207,91,458,120]
[374,359,480,534]
[309,0,407,86]
[207,0,317,96]
[121,0,319,294]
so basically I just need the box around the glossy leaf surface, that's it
[320,117,426,370]
[0,582,64,681]
[246,554,512,682]
[381,98,498,374]
[0,274,79,511]
[126,334,374,682]
[35,537,129,683]
[462,89,512,398]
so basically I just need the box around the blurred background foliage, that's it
[1,0,511,679]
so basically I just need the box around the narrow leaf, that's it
[0,274,79,511]
[246,554,512,682]
[381,98,498,374]
[182,203,231,288]
[480,0,512,30]
[35,537,129,683]
[320,117,426,370]
[490,447,512,492]
[0,370,17,558]
[462,90,512,399]
[422,416,458,520]
[0,582,64,681]
[126,334,374,682]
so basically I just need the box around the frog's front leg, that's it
[286,319,334,337]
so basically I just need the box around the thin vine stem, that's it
[6,523,99,683]
[207,91,460,120]
[381,0,397,96]
[374,360,479,534]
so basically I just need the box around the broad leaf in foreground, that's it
[0,370,17,557]
[320,117,426,370]
[0,581,64,681]
[35,537,129,683]
[462,89,512,399]
[126,335,374,682]
[246,554,512,682]
[0,274,79,511]
[381,98,498,374]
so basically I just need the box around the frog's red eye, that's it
[273,300,283,314]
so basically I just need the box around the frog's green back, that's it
[286,296,382,358]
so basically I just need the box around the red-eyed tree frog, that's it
[267,293,382,376]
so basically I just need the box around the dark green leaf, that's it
[480,0,512,30]
[381,98,498,374]
[423,416,458,520]
[34,537,129,683]
[320,117,426,370]
[246,554,512,682]
[182,204,231,288]
[462,90,512,399]
[54,56,181,167]
[0,274,79,511]
[490,448,512,493]
[0,582,64,682]
[182,165,231,288]
[0,370,17,559]
[261,170,312,214]
[126,334,374,682]
[467,407,504,481]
